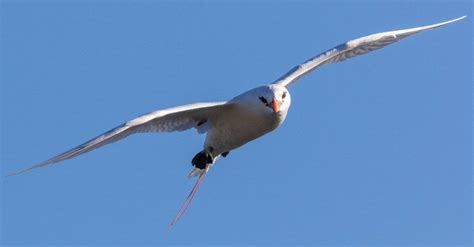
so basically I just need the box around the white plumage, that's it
[8,16,465,228]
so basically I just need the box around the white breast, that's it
[204,103,282,155]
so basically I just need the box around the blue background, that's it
[2,1,471,246]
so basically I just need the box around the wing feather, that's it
[8,102,231,176]
[274,16,466,87]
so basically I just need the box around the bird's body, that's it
[8,16,465,228]
[205,85,290,157]
[204,103,274,155]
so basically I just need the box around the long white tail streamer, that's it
[168,169,208,230]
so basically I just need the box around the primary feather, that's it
[274,16,466,87]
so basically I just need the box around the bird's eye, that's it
[259,96,268,104]
[282,92,287,99]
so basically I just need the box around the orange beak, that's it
[271,98,280,113]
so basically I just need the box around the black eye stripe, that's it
[259,96,268,104]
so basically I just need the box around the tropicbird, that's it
[8,16,466,228]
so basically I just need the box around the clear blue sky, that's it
[2,1,471,246]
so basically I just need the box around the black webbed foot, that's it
[191,150,213,169]
[221,151,230,158]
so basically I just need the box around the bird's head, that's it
[259,84,291,115]
[233,84,291,120]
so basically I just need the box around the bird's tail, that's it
[168,168,208,230]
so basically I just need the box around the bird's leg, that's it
[221,151,230,157]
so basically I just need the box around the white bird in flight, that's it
[8,16,465,228]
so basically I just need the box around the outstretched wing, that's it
[8,102,232,176]
[274,16,465,88]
